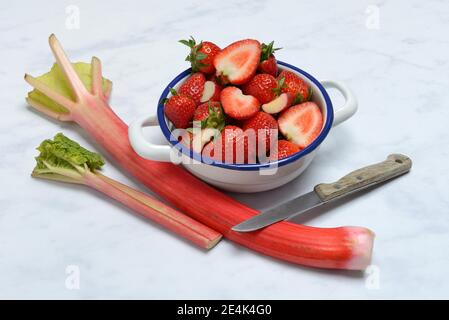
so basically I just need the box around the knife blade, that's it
[232,153,412,232]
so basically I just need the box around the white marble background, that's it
[1,0,448,299]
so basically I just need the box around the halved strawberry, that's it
[179,37,221,74]
[213,39,261,85]
[278,102,323,148]
[262,92,294,114]
[193,128,218,154]
[269,140,302,161]
[200,80,221,103]
[242,73,278,104]
[164,89,196,129]
[178,73,206,104]
[243,112,278,155]
[178,130,193,149]
[220,86,260,120]
[277,70,312,104]
[258,41,281,77]
[178,128,217,154]
[202,125,256,164]
[193,101,225,130]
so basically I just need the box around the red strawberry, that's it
[202,125,256,164]
[242,73,278,104]
[269,140,302,161]
[213,39,261,85]
[258,41,281,77]
[278,102,323,148]
[178,73,206,104]
[259,56,277,77]
[277,70,312,104]
[243,112,278,155]
[193,101,225,130]
[163,89,196,129]
[179,37,221,74]
[220,86,260,120]
[200,80,221,103]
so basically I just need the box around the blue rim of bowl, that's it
[157,60,334,171]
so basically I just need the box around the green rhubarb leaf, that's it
[34,133,105,172]
[27,62,111,114]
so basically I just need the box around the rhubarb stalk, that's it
[31,133,222,250]
[25,35,374,270]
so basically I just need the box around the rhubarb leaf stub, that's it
[27,62,111,114]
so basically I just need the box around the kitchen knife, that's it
[232,154,412,232]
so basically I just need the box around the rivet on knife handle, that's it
[314,154,412,202]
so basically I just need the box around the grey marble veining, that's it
[0,0,448,299]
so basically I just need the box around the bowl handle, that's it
[128,115,172,162]
[321,80,358,127]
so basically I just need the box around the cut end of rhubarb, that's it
[206,234,223,250]
[344,227,375,271]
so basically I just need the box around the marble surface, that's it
[1,0,448,299]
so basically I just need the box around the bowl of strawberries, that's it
[129,38,357,192]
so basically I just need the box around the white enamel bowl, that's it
[128,61,357,193]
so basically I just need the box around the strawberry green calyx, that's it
[293,87,313,105]
[179,36,207,73]
[293,93,304,105]
[202,102,225,131]
[272,76,286,97]
[307,87,313,101]
[162,88,178,104]
[260,41,281,62]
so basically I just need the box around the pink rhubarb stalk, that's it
[25,35,374,270]
[31,133,222,250]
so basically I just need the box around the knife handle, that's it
[314,154,412,202]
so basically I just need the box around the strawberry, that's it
[213,39,261,85]
[178,130,193,150]
[269,140,302,161]
[200,80,221,103]
[193,101,225,130]
[178,72,206,104]
[258,41,281,77]
[202,125,256,164]
[262,92,294,114]
[242,73,278,104]
[163,89,196,129]
[278,102,323,148]
[277,70,312,104]
[178,128,216,154]
[220,86,260,120]
[259,56,278,77]
[243,112,278,155]
[179,37,221,74]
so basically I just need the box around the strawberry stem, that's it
[260,41,282,61]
